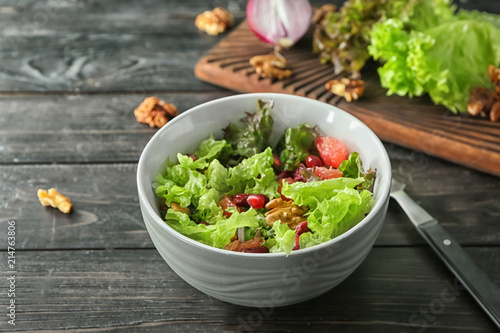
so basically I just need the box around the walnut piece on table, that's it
[195,7,233,36]
[325,78,364,102]
[467,65,500,122]
[264,198,308,229]
[37,188,73,214]
[134,96,179,128]
[249,54,292,80]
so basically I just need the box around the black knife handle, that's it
[418,219,500,329]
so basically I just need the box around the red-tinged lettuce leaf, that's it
[223,99,274,158]
[276,124,318,171]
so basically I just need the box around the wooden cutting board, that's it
[195,21,500,177]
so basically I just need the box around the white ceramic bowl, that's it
[137,93,391,307]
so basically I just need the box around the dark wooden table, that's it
[1,1,499,332]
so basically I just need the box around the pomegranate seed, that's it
[305,155,323,168]
[186,154,197,161]
[246,194,269,209]
[273,154,282,167]
[233,193,251,207]
[293,221,311,251]
[295,221,311,235]
[242,246,269,253]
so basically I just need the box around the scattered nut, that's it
[134,96,179,128]
[195,7,233,36]
[37,188,73,214]
[170,202,190,214]
[490,102,500,122]
[264,198,308,229]
[325,77,364,102]
[488,64,500,85]
[467,87,494,117]
[250,54,292,80]
[224,237,262,252]
[467,65,500,122]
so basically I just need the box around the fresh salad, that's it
[153,99,376,254]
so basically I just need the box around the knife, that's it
[390,178,500,329]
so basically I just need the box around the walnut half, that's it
[250,54,292,80]
[264,198,308,229]
[37,188,73,214]
[467,65,500,122]
[325,78,364,102]
[195,7,233,36]
[134,96,179,128]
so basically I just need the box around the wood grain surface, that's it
[195,21,500,177]
[0,0,499,332]
[0,156,499,251]
[7,248,499,332]
[0,92,232,163]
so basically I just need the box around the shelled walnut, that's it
[467,87,494,117]
[195,7,233,36]
[467,65,500,122]
[325,77,364,102]
[37,188,73,214]
[250,54,292,80]
[170,202,190,214]
[134,96,179,128]
[264,198,308,229]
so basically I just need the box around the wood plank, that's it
[194,19,500,177]
[0,0,339,93]
[1,247,498,332]
[0,92,232,163]
[0,0,494,36]
[0,0,249,35]
[0,33,225,92]
[0,157,499,250]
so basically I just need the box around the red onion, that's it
[237,227,245,242]
[247,0,312,48]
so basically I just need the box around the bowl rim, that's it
[137,93,391,257]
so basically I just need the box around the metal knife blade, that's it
[390,178,500,329]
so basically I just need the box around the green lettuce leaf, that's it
[209,209,261,248]
[279,177,373,252]
[404,0,456,32]
[276,124,318,171]
[370,15,500,113]
[193,188,223,225]
[164,168,207,207]
[193,135,232,164]
[178,153,209,170]
[306,188,373,241]
[280,177,365,210]
[165,209,261,249]
[269,221,296,254]
[164,210,214,245]
[298,232,324,250]
[223,99,274,158]
[154,153,208,208]
[339,152,376,191]
[227,147,279,199]
[205,159,231,194]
